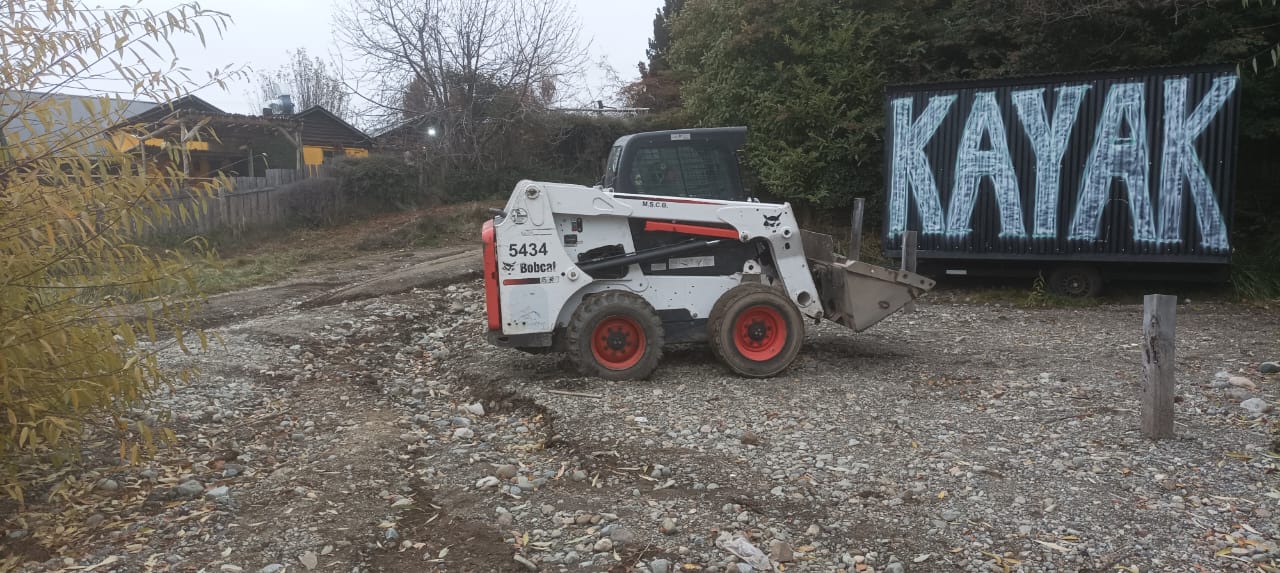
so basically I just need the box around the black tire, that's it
[708,283,805,378]
[1048,265,1104,298]
[565,291,664,380]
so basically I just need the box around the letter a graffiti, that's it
[1069,83,1157,243]
[947,92,1025,238]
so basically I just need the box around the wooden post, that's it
[901,230,918,313]
[179,121,189,177]
[1142,294,1177,439]
[849,197,864,261]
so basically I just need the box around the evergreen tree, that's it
[624,0,686,112]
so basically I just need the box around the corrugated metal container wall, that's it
[881,64,1240,264]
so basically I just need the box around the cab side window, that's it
[630,142,735,200]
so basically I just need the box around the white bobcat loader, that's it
[481,127,933,379]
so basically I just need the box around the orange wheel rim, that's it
[733,304,786,361]
[591,315,646,370]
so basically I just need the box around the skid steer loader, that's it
[481,127,933,379]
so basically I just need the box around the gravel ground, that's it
[1,274,1277,573]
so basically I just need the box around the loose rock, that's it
[299,551,318,570]
[495,464,519,480]
[174,480,203,499]
[1229,376,1257,390]
[611,526,637,546]
[513,555,538,570]
[1241,398,1272,414]
[769,539,794,562]
[717,534,772,570]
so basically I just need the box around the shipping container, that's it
[881,64,1240,296]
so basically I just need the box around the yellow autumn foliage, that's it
[0,1,239,502]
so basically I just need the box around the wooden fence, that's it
[134,168,342,238]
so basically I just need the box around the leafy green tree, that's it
[0,1,234,502]
[669,0,1280,220]
[670,0,919,207]
[624,0,686,112]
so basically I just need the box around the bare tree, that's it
[257,48,350,118]
[335,0,586,157]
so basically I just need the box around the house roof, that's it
[121,94,224,125]
[113,95,304,153]
[292,105,372,147]
[370,115,435,148]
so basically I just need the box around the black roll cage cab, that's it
[601,126,750,202]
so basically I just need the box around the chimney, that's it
[262,107,273,116]
[279,94,294,115]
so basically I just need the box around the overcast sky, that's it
[111,0,662,115]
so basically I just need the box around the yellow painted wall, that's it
[302,145,370,165]
[112,133,209,152]
[303,146,325,166]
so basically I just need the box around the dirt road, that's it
[2,246,1277,573]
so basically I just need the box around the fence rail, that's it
[133,168,340,238]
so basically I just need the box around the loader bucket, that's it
[811,259,935,332]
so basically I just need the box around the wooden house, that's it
[290,105,373,175]
[112,95,303,179]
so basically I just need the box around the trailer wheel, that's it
[1048,265,1103,298]
[566,291,664,380]
[709,283,805,378]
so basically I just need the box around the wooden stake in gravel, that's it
[901,230,918,313]
[849,197,864,261]
[1141,294,1177,439]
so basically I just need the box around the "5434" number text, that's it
[508,242,548,257]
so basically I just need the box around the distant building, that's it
[286,105,372,175]
[370,116,435,151]
[2,90,371,179]
[0,90,156,160]
[112,94,302,178]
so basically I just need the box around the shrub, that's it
[331,155,421,211]
[280,177,342,227]
[0,2,229,502]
